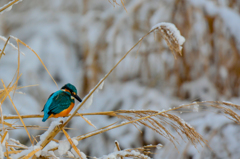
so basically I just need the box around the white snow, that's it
[219,66,228,80]
[10,148,32,158]
[100,150,150,159]
[0,0,22,15]
[38,120,61,145]
[151,22,186,47]
[181,76,218,101]
[42,141,58,152]
[34,145,42,157]
[0,6,12,14]
[190,0,240,50]
[71,148,87,159]
[99,81,104,90]
[48,151,58,158]
[72,138,79,146]
[192,102,199,112]
[1,0,240,159]
[157,143,162,149]
[58,140,70,156]
[0,35,25,55]
[67,151,74,157]
[0,145,3,159]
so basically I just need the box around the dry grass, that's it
[108,0,127,12]
[99,149,151,159]
[36,25,178,152]
[114,140,123,159]
[1,1,240,158]
[0,0,22,13]
[62,128,83,159]
[21,147,42,159]
[153,24,184,59]
[2,100,239,157]
[0,21,192,158]
[0,34,59,158]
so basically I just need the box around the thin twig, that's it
[115,140,123,159]
[39,28,156,149]
[62,128,83,159]
[1,131,8,143]
[5,141,9,159]
[10,36,58,88]
[1,80,33,145]
[0,0,20,13]
[0,103,4,133]
[0,37,10,59]
[1,111,116,120]
[21,146,42,159]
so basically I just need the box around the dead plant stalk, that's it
[39,28,157,149]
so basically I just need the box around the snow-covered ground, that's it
[0,0,240,158]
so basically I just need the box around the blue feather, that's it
[42,90,74,122]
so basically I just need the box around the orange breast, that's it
[50,102,75,118]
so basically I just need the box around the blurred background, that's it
[0,0,240,158]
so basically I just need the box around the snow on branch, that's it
[151,22,186,58]
[0,0,23,14]
[0,36,25,56]
[99,150,151,159]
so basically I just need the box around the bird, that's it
[42,83,82,122]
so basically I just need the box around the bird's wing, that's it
[47,91,72,114]
[42,93,54,112]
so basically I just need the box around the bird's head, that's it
[61,83,82,102]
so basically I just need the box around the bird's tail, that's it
[42,114,49,122]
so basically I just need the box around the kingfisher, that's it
[42,83,82,122]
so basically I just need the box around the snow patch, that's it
[58,140,70,156]
[151,22,186,47]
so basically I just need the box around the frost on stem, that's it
[0,36,25,56]
[71,148,87,159]
[100,150,150,159]
[192,102,199,112]
[38,120,61,145]
[151,22,186,58]
[0,0,23,14]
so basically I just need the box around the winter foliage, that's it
[0,0,240,158]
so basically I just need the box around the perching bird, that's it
[42,83,82,122]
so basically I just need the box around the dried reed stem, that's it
[10,36,58,88]
[39,28,157,149]
[1,80,33,145]
[0,37,10,59]
[115,141,123,159]
[5,150,22,155]
[9,138,28,149]
[1,111,116,120]
[62,128,83,159]
[7,144,28,149]
[1,131,8,143]
[5,141,9,159]
[80,115,97,129]
[0,103,5,133]
[14,39,20,95]
[0,36,25,56]
[34,101,239,154]
[120,0,127,12]
[75,109,172,141]
[0,73,21,104]
[0,0,20,13]
[21,147,42,159]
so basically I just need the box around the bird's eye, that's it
[72,92,76,95]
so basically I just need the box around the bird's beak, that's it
[73,94,82,102]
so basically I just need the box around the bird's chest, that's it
[52,102,75,118]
